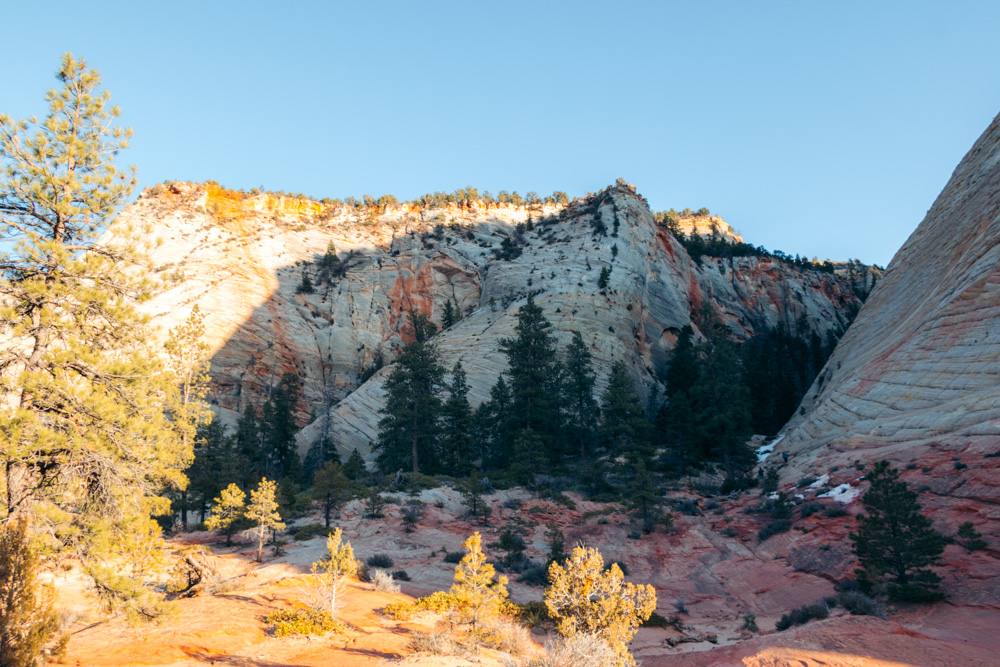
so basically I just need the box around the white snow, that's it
[819,483,861,504]
[809,474,830,488]
[756,434,784,464]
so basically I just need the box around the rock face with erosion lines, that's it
[108,181,869,458]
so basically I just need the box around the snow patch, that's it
[819,483,861,504]
[756,434,784,464]
[809,474,830,488]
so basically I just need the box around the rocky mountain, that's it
[776,113,1000,510]
[112,180,871,459]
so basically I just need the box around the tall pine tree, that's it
[440,361,476,472]
[563,332,598,461]
[375,312,445,473]
[851,461,945,602]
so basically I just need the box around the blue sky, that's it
[3,1,998,266]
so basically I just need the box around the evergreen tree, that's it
[375,312,445,473]
[261,373,303,480]
[205,484,247,546]
[234,403,265,488]
[476,376,513,469]
[597,266,610,289]
[0,521,66,666]
[689,338,754,486]
[440,362,476,471]
[850,461,945,602]
[312,461,350,528]
[498,295,563,468]
[627,460,667,534]
[342,448,366,480]
[296,271,315,294]
[563,332,598,461]
[245,478,285,562]
[186,419,236,524]
[164,306,214,531]
[600,362,653,467]
[450,532,509,629]
[0,55,194,610]
[665,325,699,398]
[441,299,458,329]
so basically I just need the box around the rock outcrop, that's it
[111,181,868,458]
[776,113,1000,510]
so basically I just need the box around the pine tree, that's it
[544,544,656,667]
[689,338,754,487]
[312,461,350,528]
[450,532,509,628]
[234,403,265,488]
[342,448,366,480]
[477,376,512,469]
[0,521,66,666]
[627,460,667,534]
[309,528,356,615]
[498,295,563,468]
[0,54,193,611]
[441,299,458,329]
[245,478,285,562]
[850,461,945,602]
[205,483,247,547]
[563,332,598,461]
[186,419,236,524]
[296,271,315,294]
[600,362,653,467]
[598,266,610,289]
[666,325,699,398]
[375,312,445,473]
[261,373,303,480]
[440,362,476,472]
[164,306,214,531]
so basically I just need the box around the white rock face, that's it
[781,112,1000,470]
[111,181,867,460]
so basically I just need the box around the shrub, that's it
[824,505,848,518]
[444,550,464,563]
[957,522,987,551]
[775,602,828,631]
[799,502,823,518]
[371,569,400,593]
[265,609,346,637]
[835,591,884,618]
[540,632,617,667]
[720,527,738,537]
[514,600,551,627]
[366,553,394,568]
[758,519,792,541]
[519,564,549,587]
[408,631,462,656]
[380,602,413,620]
[415,590,459,613]
[742,612,758,632]
[293,524,334,541]
[391,569,410,581]
[467,620,534,656]
[642,611,670,628]
[796,476,818,488]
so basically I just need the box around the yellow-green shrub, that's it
[264,609,347,637]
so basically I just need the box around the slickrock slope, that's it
[777,113,1000,511]
[113,181,867,457]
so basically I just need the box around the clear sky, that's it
[3,1,999,266]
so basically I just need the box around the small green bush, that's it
[824,505,848,518]
[443,550,464,563]
[265,609,346,637]
[742,612,758,632]
[642,611,670,628]
[799,502,823,518]
[293,524,334,541]
[835,591,884,618]
[391,569,410,581]
[758,519,792,541]
[775,602,828,631]
[367,553,394,568]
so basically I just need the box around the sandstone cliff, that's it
[112,181,867,458]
